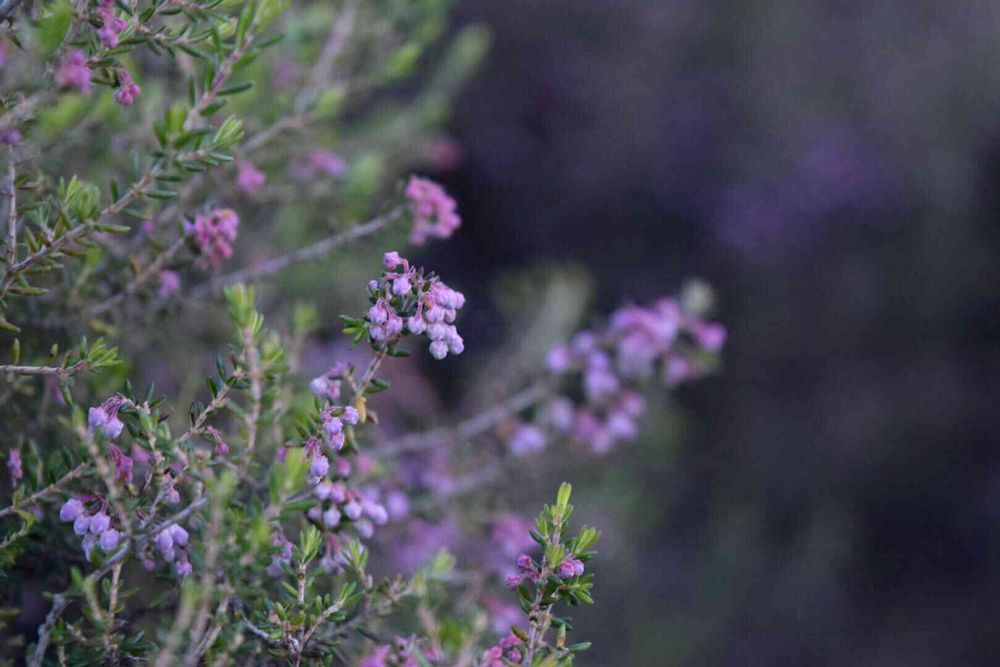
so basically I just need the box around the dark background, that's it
[437,1,1000,664]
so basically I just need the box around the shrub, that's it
[0,1,724,663]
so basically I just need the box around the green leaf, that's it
[218,81,254,96]
[37,0,74,52]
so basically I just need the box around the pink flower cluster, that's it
[235,161,266,195]
[360,635,440,667]
[153,523,192,576]
[318,404,360,452]
[59,498,122,559]
[292,150,346,181]
[508,296,726,456]
[96,0,128,48]
[113,69,141,106]
[309,362,348,401]
[506,550,584,591]
[56,51,92,94]
[185,208,239,268]
[366,251,465,359]
[309,474,388,540]
[405,176,461,245]
[480,634,523,666]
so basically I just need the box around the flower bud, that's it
[323,507,342,528]
[343,500,363,520]
[310,376,330,397]
[392,276,411,296]
[169,524,189,546]
[60,498,84,522]
[155,530,174,553]
[429,341,448,360]
[73,514,92,536]
[341,407,360,425]
[383,251,403,269]
[407,316,427,334]
[89,512,110,535]
[99,529,121,553]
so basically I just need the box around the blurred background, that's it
[430,1,1000,664]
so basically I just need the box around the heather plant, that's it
[0,1,725,664]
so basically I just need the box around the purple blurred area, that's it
[438,0,1000,663]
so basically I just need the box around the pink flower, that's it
[55,51,92,94]
[158,270,181,298]
[235,161,265,195]
[59,498,84,522]
[89,512,110,535]
[405,176,461,245]
[309,150,346,177]
[205,425,229,457]
[556,558,584,579]
[294,150,346,181]
[308,452,330,485]
[186,209,239,268]
[108,444,133,483]
[359,645,391,667]
[692,321,727,352]
[96,1,128,48]
[99,528,121,553]
[6,449,22,482]
[507,423,546,457]
[113,69,141,106]
[0,128,21,146]
[88,396,125,440]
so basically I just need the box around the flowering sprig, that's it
[508,287,727,458]
[499,483,599,665]
[342,251,466,360]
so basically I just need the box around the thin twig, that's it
[0,165,162,299]
[294,0,359,113]
[181,486,224,666]
[5,159,16,268]
[86,236,187,317]
[241,325,263,465]
[29,594,69,667]
[0,361,91,379]
[192,212,396,297]
[378,382,550,459]
[102,563,123,657]
[0,463,88,519]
